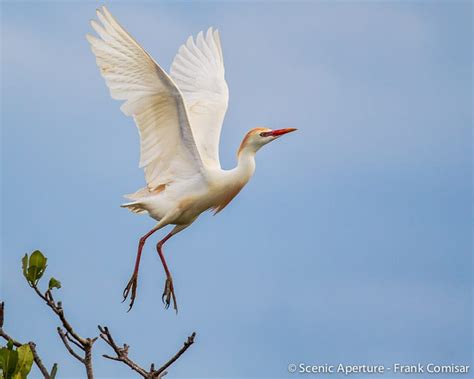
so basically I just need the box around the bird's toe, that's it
[122,275,138,311]
[162,277,178,313]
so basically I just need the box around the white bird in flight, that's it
[87,6,296,312]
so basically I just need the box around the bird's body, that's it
[122,147,255,224]
[87,6,296,311]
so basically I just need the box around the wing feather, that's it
[87,6,204,190]
[170,27,229,169]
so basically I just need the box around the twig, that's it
[98,325,196,378]
[154,332,196,377]
[28,342,53,379]
[65,331,85,351]
[0,302,53,379]
[57,327,85,363]
[29,286,97,378]
[33,287,87,345]
[98,325,149,377]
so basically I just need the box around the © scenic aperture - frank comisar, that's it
[86,6,296,312]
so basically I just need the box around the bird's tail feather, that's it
[121,201,148,215]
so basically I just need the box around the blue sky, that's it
[1,1,472,378]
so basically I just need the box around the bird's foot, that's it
[122,273,138,311]
[162,277,178,313]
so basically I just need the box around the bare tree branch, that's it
[57,327,85,363]
[29,285,97,378]
[28,342,52,379]
[98,325,149,377]
[154,332,196,377]
[98,325,195,378]
[32,287,88,345]
[0,302,53,379]
[65,331,85,351]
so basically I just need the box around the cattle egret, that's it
[87,6,296,312]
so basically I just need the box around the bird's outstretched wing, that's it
[170,28,229,169]
[87,7,204,190]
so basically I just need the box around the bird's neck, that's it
[235,148,256,183]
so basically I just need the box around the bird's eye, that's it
[260,131,271,137]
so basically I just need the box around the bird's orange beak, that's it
[261,128,297,137]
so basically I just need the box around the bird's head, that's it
[238,127,297,156]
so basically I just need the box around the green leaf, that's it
[0,347,18,379]
[50,363,58,379]
[21,255,28,281]
[28,250,45,266]
[12,345,33,379]
[26,251,47,285]
[48,278,61,291]
[5,341,12,351]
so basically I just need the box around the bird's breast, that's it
[175,169,251,222]
[205,172,248,215]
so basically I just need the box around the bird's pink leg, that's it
[123,225,161,311]
[156,232,178,312]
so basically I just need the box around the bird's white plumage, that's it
[170,28,229,169]
[87,7,204,191]
[87,6,294,227]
